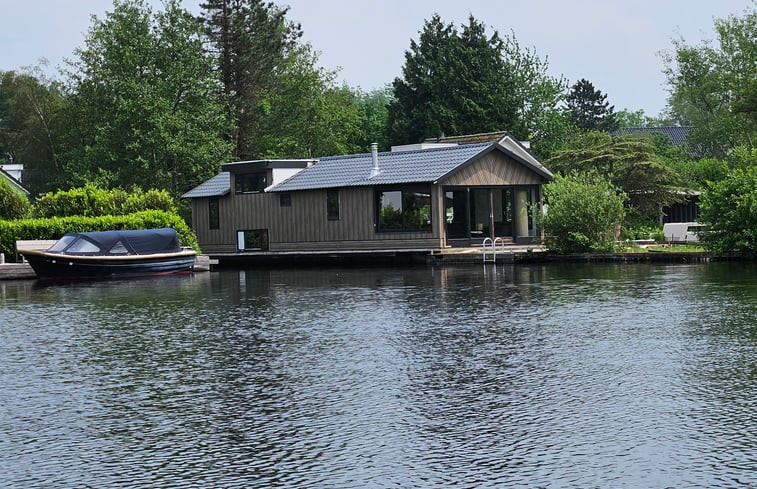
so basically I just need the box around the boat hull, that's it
[22,250,196,280]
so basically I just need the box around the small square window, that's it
[280,193,291,207]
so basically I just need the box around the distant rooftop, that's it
[423,131,510,145]
[615,126,693,147]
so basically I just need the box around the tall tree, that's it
[62,0,231,199]
[356,86,392,151]
[387,15,515,144]
[565,78,618,132]
[200,0,301,159]
[253,44,363,158]
[386,15,565,146]
[662,6,756,157]
[0,64,66,195]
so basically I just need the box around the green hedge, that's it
[0,210,200,259]
[32,184,177,218]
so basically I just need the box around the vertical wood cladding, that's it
[441,152,543,186]
[203,187,441,252]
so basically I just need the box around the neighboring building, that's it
[615,126,694,148]
[0,163,29,196]
[616,126,703,224]
[182,134,554,254]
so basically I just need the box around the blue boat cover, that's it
[47,228,182,256]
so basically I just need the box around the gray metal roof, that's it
[616,126,693,147]
[270,142,550,192]
[181,172,230,198]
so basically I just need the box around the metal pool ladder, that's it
[482,237,506,263]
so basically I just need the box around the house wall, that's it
[192,187,444,253]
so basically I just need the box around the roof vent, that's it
[369,142,381,178]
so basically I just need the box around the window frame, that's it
[375,186,433,233]
[327,189,340,221]
[237,229,269,251]
[208,197,220,229]
[234,172,267,194]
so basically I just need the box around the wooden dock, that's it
[209,245,548,268]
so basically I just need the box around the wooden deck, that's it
[209,245,548,268]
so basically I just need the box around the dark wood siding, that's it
[193,186,444,252]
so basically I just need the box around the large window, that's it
[235,173,267,193]
[376,188,432,232]
[208,197,219,229]
[237,229,269,251]
[327,189,339,220]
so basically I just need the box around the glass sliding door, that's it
[444,187,535,245]
[492,189,513,238]
[469,189,491,238]
[444,190,469,239]
[469,188,513,240]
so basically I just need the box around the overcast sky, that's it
[1,0,752,117]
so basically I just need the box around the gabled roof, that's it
[181,172,230,198]
[269,142,553,193]
[615,126,693,147]
[0,167,29,195]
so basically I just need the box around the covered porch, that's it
[443,185,541,247]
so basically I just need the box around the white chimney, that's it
[369,142,381,178]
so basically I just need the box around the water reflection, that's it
[1,264,755,488]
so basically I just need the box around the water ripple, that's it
[0,265,755,488]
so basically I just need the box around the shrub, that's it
[0,177,31,220]
[700,165,757,255]
[0,210,199,259]
[32,184,177,218]
[538,172,627,253]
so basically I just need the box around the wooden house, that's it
[182,134,554,254]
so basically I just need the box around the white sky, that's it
[1,0,752,117]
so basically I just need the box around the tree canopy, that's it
[0,65,66,195]
[386,14,565,146]
[545,131,681,219]
[565,78,618,132]
[662,6,756,157]
[200,0,301,159]
[62,0,232,200]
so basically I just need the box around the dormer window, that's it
[235,173,267,194]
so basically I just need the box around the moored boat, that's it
[19,228,196,280]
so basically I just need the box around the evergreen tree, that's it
[387,15,517,144]
[200,0,301,159]
[545,131,680,219]
[565,78,618,132]
[386,14,565,146]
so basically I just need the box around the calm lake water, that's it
[1,262,755,488]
